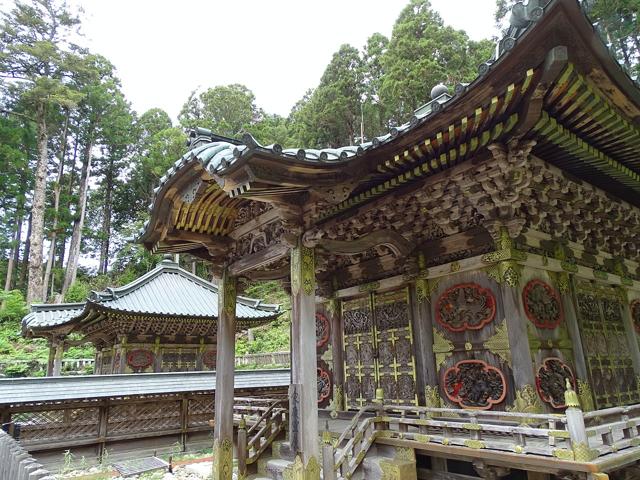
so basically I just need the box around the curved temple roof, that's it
[139,0,640,259]
[22,257,280,335]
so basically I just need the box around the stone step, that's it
[264,457,294,480]
[271,440,296,461]
[360,455,417,480]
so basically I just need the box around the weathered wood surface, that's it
[0,429,53,480]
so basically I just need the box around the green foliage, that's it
[179,84,261,137]
[236,281,291,356]
[0,290,27,322]
[379,0,494,122]
[64,280,89,303]
[292,44,364,147]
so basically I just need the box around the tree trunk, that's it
[98,158,113,275]
[19,212,32,290]
[42,110,70,300]
[26,104,49,305]
[62,123,94,296]
[57,135,79,269]
[4,210,23,291]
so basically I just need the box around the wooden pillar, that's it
[212,268,236,480]
[289,241,320,477]
[46,342,55,377]
[501,281,537,392]
[563,276,594,411]
[327,298,345,412]
[52,340,64,377]
[116,336,127,374]
[154,336,162,373]
[409,279,438,407]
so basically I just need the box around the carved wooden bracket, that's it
[302,229,413,257]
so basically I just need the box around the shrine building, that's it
[21,256,280,376]
[138,0,640,478]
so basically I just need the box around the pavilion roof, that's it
[0,369,290,406]
[139,0,640,260]
[22,257,280,336]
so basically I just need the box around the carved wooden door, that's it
[343,296,377,408]
[575,282,640,409]
[373,288,418,406]
[343,288,418,409]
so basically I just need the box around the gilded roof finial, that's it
[564,378,580,409]
[322,420,332,445]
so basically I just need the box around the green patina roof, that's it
[22,257,280,333]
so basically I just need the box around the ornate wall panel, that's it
[161,348,198,372]
[443,360,506,409]
[522,275,576,411]
[435,283,496,333]
[373,288,417,405]
[315,307,333,408]
[317,366,332,404]
[343,296,376,408]
[203,349,217,370]
[126,349,154,373]
[576,282,639,408]
[522,279,563,329]
[432,275,512,411]
[535,357,575,409]
[342,288,418,408]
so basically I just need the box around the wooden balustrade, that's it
[235,397,288,478]
[329,402,597,479]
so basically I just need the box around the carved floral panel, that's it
[126,349,154,371]
[317,366,332,404]
[203,350,217,369]
[316,313,330,348]
[535,357,575,409]
[443,360,506,409]
[435,283,496,332]
[522,279,563,329]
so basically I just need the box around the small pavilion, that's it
[22,256,280,376]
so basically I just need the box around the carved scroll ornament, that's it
[535,357,575,409]
[443,360,506,409]
[522,279,563,329]
[436,283,496,332]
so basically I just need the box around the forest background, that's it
[0,0,637,376]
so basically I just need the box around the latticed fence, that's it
[5,394,212,454]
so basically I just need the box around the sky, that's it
[64,0,499,121]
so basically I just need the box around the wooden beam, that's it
[307,229,414,257]
[228,243,289,277]
[245,264,290,281]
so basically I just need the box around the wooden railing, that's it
[235,351,290,368]
[235,397,288,479]
[584,404,640,458]
[324,389,640,480]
